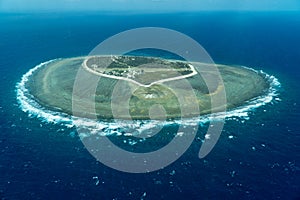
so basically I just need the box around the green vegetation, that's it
[86,55,194,85]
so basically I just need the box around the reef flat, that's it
[26,56,269,120]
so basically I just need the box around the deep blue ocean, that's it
[0,12,299,199]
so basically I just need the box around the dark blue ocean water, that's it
[0,12,299,199]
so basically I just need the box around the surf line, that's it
[16,59,281,137]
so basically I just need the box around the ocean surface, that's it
[0,12,299,199]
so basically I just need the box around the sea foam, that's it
[16,60,281,138]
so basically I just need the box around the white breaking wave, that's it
[16,60,281,138]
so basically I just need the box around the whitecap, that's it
[16,61,281,137]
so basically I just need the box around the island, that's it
[26,55,269,120]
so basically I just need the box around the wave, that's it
[16,60,281,138]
